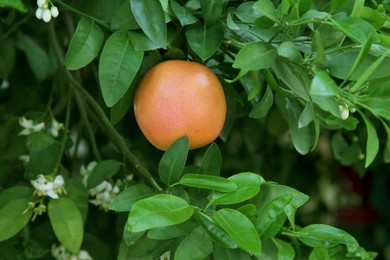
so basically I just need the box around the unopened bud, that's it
[42,9,51,22]
[51,6,59,18]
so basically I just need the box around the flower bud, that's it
[42,9,52,23]
[51,6,59,18]
[37,0,46,8]
[35,7,43,19]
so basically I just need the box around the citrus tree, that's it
[1,0,390,259]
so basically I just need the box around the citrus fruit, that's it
[134,60,227,150]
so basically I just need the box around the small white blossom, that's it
[35,7,43,19]
[339,105,349,120]
[18,154,30,163]
[52,244,92,260]
[31,175,66,199]
[80,161,97,187]
[51,6,59,18]
[49,118,64,137]
[19,117,45,136]
[1,80,9,90]
[89,180,121,211]
[42,9,52,22]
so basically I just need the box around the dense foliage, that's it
[1,0,390,259]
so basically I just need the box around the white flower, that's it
[49,118,64,137]
[18,154,30,163]
[0,80,9,90]
[52,244,92,260]
[89,180,121,211]
[31,175,65,199]
[19,117,45,136]
[80,161,97,187]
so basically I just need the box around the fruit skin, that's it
[134,60,227,151]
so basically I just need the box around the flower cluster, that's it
[80,161,121,211]
[31,175,66,199]
[36,0,59,23]
[19,117,64,137]
[51,244,92,260]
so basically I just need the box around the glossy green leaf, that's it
[86,159,121,189]
[235,2,261,23]
[214,208,261,257]
[291,10,330,25]
[310,70,341,96]
[0,0,26,12]
[128,31,160,51]
[186,23,224,60]
[17,33,50,81]
[26,132,56,152]
[233,42,276,70]
[130,0,167,48]
[345,35,372,81]
[127,194,194,232]
[64,179,89,224]
[27,143,62,179]
[273,238,295,260]
[332,17,379,44]
[253,0,277,22]
[0,186,32,210]
[256,194,292,239]
[0,199,32,241]
[351,0,364,17]
[381,120,390,163]
[109,184,154,212]
[179,174,237,192]
[194,211,238,249]
[290,224,358,248]
[311,30,327,65]
[198,142,222,176]
[147,220,197,240]
[200,0,227,23]
[0,37,16,79]
[158,136,189,186]
[210,172,265,205]
[360,112,379,168]
[99,31,143,107]
[249,85,274,119]
[311,95,341,118]
[278,41,303,63]
[111,1,140,31]
[48,198,84,254]
[65,18,104,70]
[298,103,314,128]
[110,83,135,125]
[170,0,198,26]
[175,226,213,260]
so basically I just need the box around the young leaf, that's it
[130,0,167,48]
[179,174,237,192]
[65,18,104,70]
[86,159,121,189]
[170,0,198,26]
[249,85,274,119]
[0,199,32,241]
[194,211,238,249]
[99,31,143,107]
[310,70,341,96]
[210,172,265,205]
[360,111,379,168]
[158,136,189,186]
[214,208,261,257]
[48,198,84,254]
[174,226,213,260]
[109,184,155,212]
[197,142,222,176]
[185,23,224,60]
[272,238,295,260]
[127,194,194,232]
[233,42,276,70]
[290,224,358,248]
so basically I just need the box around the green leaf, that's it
[130,0,167,48]
[147,220,197,240]
[290,224,358,248]
[311,30,327,65]
[26,132,56,152]
[111,1,140,31]
[64,179,89,224]
[175,226,213,260]
[278,41,303,63]
[344,35,372,81]
[273,238,295,260]
[27,143,62,179]
[256,194,293,239]
[198,142,222,176]
[48,198,84,254]
[0,186,32,210]
[213,245,252,260]
[86,159,121,189]
[158,136,189,186]
[351,0,364,17]
[253,0,277,22]
[332,17,379,44]
[0,199,32,241]
[214,208,261,257]
[127,194,194,232]
[65,18,104,70]
[194,211,238,249]
[109,184,154,212]
[210,172,265,205]
[179,174,237,192]
[17,33,50,81]
[310,70,341,96]
[99,31,144,107]
[110,83,134,125]
[200,0,227,23]
[185,23,224,60]
[0,0,26,12]
[233,42,276,70]
[249,85,274,119]
[170,0,198,26]
[360,112,379,168]
[298,103,314,128]
[0,37,16,79]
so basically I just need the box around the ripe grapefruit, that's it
[134,60,227,150]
